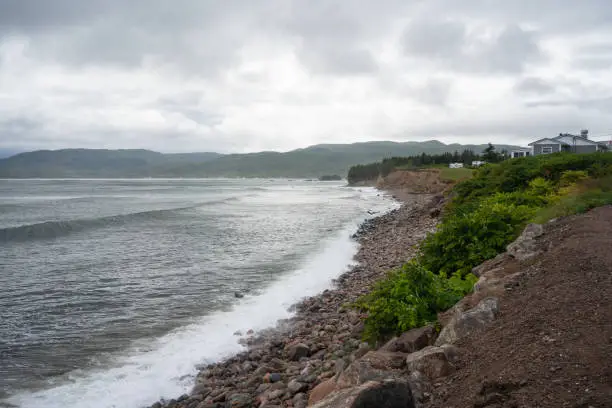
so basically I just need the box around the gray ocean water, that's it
[0,179,395,408]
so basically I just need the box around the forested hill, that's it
[0,141,520,178]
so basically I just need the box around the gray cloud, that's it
[514,77,556,95]
[401,21,543,74]
[0,0,611,152]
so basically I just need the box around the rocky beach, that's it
[147,192,442,408]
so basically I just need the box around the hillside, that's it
[0,141,520,178]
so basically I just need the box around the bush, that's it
[559,170,589,187]
[420,200,535,277]
[353,261,477,343]
[450,152,612,209]
[533,175,612,223]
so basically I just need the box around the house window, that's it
[542,146,553,154]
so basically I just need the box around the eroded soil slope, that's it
[428,206,612,408]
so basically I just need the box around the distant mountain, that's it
[0,141,520,178]
[0,149,221,178]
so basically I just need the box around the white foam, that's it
[7,188,399,408]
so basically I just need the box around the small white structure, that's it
[471,161,486,167]
[510,148,533,158]
[449,162,464,168]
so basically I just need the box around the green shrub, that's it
[450,152,612,210]
[420,200,535,277]
[353,261,477,343]
[533,175,612,222]
[559,170,589,187]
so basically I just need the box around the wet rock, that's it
[405,346,455,381]
[435,297,500,346]
[234,292,245,298]
[310,380,415,408]
[380,325,436,353]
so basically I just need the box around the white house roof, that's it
[528,138,569,146]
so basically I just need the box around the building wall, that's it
[533,144,561,155]
[573,145,598,153]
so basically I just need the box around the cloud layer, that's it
[1,0,611,152]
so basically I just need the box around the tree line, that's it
[347,144,508,184]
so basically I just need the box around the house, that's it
[449,162,464,168]
[471,160,486,167]
[510,148,533,158]
[528,130,607,155]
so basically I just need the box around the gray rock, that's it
[405,346,455,381]
[310,380,415,408]
[286,343,310,361]
[435,297,500,346]
[336,351,405,389]
[506,223,544,261]
[380,325,436,353]
[225,393,252,408]
[265,389,285,401]
[287,379,309,394]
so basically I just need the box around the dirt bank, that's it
[427,206,612,408]
[148,193,442,408]
[377,169,449,196]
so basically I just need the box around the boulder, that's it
[310,380,415,408]
[380,326,436,353]
[506,223,544,261]
[286,343,311,361]
[435,297,500,346]
[360,351,406,370]
[405,346,455,381]
[308,378,337,406]
[336,352,405,389]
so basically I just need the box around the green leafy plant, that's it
[353,261,477,343]
[420,200,535,277]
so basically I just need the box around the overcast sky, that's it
[1,0,611,153]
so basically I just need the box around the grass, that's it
[439,167,474,182]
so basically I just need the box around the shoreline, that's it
[148,192,441,408]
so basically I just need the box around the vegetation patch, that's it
[354,152,612,343]
[438,167,474,182]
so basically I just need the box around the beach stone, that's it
[286,343,311,361]
[310,380,415,408]
[288,379,309,395]
[265,389,285,401]
[192,384,212,397]
[308,378,338,406]
[225,393,252,408]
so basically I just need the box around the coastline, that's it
[148,192,441,408]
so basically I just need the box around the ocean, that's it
[0,179,397,408]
